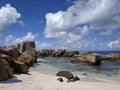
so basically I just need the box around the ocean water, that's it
[37,51,120,81]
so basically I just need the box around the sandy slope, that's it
[0,66,120,90]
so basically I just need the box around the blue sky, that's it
[0,0,120,51]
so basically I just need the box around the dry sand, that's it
[0,65,120,90]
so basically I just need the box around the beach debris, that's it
[57,77,64,82]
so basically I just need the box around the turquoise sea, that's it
[37,51,120,81]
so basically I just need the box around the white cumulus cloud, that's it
[35,41,53,50]
[44,0,120,50]
[5,32,38,45]
[108,39,120,49]
[18,20,25,26]
[0,4,21,35]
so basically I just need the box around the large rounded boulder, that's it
[56,71,74,79]
[16,41,37,64]
[17,53,34,66]
[71,53,101,66]
[0,46,20,59]
[0,55,14,81]
[13,61,28,74]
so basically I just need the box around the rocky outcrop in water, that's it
[103,53,120,60]
[37,49,79,57]
[37,50,102,65]
[0,41,37,81]
[71,52,101,66]
[37,50,119,66]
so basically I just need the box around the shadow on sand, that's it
[0,77,22,84]
[0,72,33,84]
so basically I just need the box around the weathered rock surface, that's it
[1,54,14,65]
[71,53,101,66]
[15,41,35,54]
[0,55,14,81]
[104,53,120,60]
[0,41,37,67]
[1,54,28,74]
[65,50,79,57]
[13,61,28,74]
[74,52,91,57]
[17,53,34,66]
[56,71,74,79]
[0,46,20,59]
[37,49,79,57]
[0,41,37,81]
[17,41,37,64]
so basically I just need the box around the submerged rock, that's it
[82,73,88,76]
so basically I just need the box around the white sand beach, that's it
[0,65,120,90]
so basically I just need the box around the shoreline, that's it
[29,64,56,75]
[30,64,120,83]
[0,65,120,90]
[37,57,120,82]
